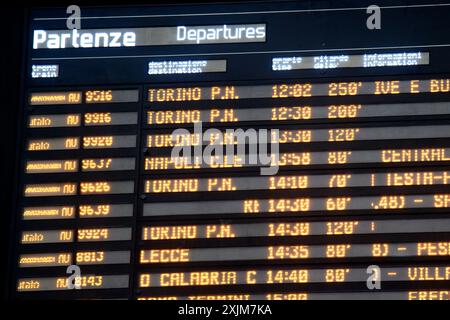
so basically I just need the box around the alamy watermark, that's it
[66,265,82,289]
[170,122,280,176]
[367,265,382,290]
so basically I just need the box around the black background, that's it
[3,1,450,309]
[2,5,25,302]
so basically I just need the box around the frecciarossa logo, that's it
[32,24,266,49]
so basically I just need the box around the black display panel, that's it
[9,0,450,300]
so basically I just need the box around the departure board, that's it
[9,0,450,300]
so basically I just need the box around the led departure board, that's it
[9,0,450,300]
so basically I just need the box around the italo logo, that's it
[32,24,266,49]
